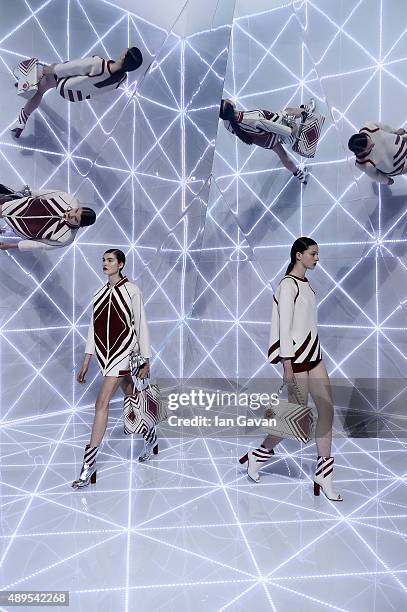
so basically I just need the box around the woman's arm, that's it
[278,278,297,359]
[132,289,151,359]
[77,315,94,384]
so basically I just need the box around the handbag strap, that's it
[132,375,152,394]
[279,377,307,407]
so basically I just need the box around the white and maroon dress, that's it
[53,55,127,102]
[268,274,322,373]
[1,190,78,250]
[85,277,151,377]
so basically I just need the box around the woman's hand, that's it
[77,355,91,384]
[76,364,88,384]
[136,362,150,380]
[282,359,294,384]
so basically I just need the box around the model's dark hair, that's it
[348,133,369,155]
[219,99,254,146]
[104,248,126,277]
[122,47,143,72]
[285,237,317,275]
[79,207,96,227]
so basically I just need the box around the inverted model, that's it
[73,249,152,489]
[239,237,342,502]
[11,47,143,138]
[348,122,407,185]
[219,98,323,184]
[0,184,96,251]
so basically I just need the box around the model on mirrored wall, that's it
[0,183,96,251]
[219,98,324,184]
[239,237,342,502]
[348,122,407,185]
[73,248,151,489]
[11,46,143,138]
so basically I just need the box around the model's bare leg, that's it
[239,371,309,482]
[273,142,298,173]
[308,361,334,457]
[89,376,122,447]
[308,361,342,500]
[120,373,134,397]
[273,142,307,183]
[11,74,56,138]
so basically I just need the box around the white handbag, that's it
[263,379,314,443]
[13,58,44,99]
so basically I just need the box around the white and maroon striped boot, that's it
[239,445,274,482]
[313,456,343,501]
[10,108,29,139]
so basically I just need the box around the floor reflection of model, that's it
[219,98,323,184]
[0,184,96,251]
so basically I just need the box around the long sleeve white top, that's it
[268,274,321,364]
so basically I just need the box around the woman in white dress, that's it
[239,237,342,501]
[72,248,151,489]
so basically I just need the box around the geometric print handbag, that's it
[292,112,325,158]
[123,380,167,436]
[263,380,314,443]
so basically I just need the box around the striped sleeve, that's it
[85,313,95,355]
[355,161,390,184]
[17,240,61,251]
[131,289,151,358]
[278,278,297,358]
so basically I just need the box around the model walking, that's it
[11,47,143,138]
[219,98,318,183]
[73,248,151,489]
[239,237,342,501]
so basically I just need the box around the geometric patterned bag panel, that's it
[123,384,167,435]
[292,113,325,158]
[264,399,314,443]
[13,58,42,99]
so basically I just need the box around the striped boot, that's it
[72,444,98,489]
[294,166,308,184]
[139,428,158,462]
[239,445,275,482]
[313,456,343,501]
[10,108,30,139]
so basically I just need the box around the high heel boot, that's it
[313,456,343,501]
[139,429,158,462]
[239,445,274,482]
[72,444,98,489]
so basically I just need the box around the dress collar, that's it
[287,274,308,283]
[107,276,128,288]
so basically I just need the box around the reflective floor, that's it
[1,410,407,611]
